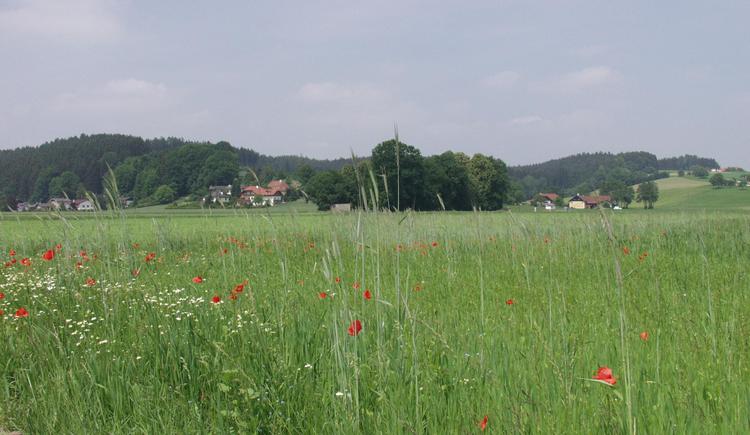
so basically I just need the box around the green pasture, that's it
[0,209,748,433]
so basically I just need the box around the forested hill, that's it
[0,134,349,203]
[509,151,720,198]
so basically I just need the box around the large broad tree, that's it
[305,170,353,211]
[466,154,509,210]
[423,151,472,210]
[371,139,427,210]
[636,181,659,209]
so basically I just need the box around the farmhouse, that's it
[74,200,95,211]
[267,179,290,195]
[568,194,611,209]
[536,192,560,210]
[240,185,283,206]
[208,185,233,204]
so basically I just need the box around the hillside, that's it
[653,176,750,210]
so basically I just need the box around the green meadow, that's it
[1,209,749,433]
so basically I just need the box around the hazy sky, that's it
[1,0,748,167]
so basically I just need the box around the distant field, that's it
[654,176,750,210]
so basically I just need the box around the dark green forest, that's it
[0,133,721,211]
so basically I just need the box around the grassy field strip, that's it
[0,211,748,433]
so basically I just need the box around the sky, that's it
[1,0,749,167]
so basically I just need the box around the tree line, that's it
[303,140,510,211]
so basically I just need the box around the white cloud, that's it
[509,115,543,125]
[298,82,385,102]
[482,71,520,89]
[560,66,622,91]
[0,0,121,41]
[53,79,169,112]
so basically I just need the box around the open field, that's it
[654,177,750,210]
[1,209,749,433]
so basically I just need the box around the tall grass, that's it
[0,210,748,433]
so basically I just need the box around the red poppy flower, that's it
[211,295,221,304]
[145,252,156,262]
[318,292,328,299]
[348,319,362,336]
[640,331,649,341]
[131,268,141,277]
[229,293,238,301]
[335,277,341,284]
[0,292,4,299]
[593,366,617,385]
[42,250,55,261]
[55,243,62,252]
[15,307,29,318]
[506,299,515,305]
[9,249,15,257]
[622,247,631,255]
[233,281,247,293]
[479,415,488,431]
[0,309,4,316]
[85,277,96,286]
[192,276,204,284]
[363,290,372,300]
[75,262,83,269]
[414,284,422,292]
[3,262,11,268]
[431,241,438,247]
[21,258,31,267]
[352,281,360,290]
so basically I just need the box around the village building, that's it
[75,200,95,211]
[568,194,611,209]
[331,203,352,213]
[208,185,233,204]
[240,185,283,206]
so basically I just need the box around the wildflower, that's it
[640,331,649,341]
[3,262,11,268]
[9,249,15,256]
[414,283,422,292]
[593,366,617,385]
[42,250,55,261]
[145,252,156,262]
[623,246,631,255]
[348,319,362,336]
[55,243,62,252]
[21,258,31,267]
[211,296,221,304]
[0,292,4,299]
[229,293,238,301]
[233,281,247,293]
[431,241,438,247]
[0,310,3,316]
[131,268,141,277]
[479,415,488,431]
[352,281,360,290]
[85,278,96,286]
[132,243,140,248]
[75,261,83,269]
[192,276,204,284]
[335,277,341,284]
[15,307,29,318]
[318,292,328,299]
[506,299,515,305]
[363,290,372,300]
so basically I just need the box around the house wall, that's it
[569,200,586,209]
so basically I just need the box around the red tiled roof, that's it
[268,179,289,191]
[581,195,611,204]
[241,185,281,196]
[540,192,559,201]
